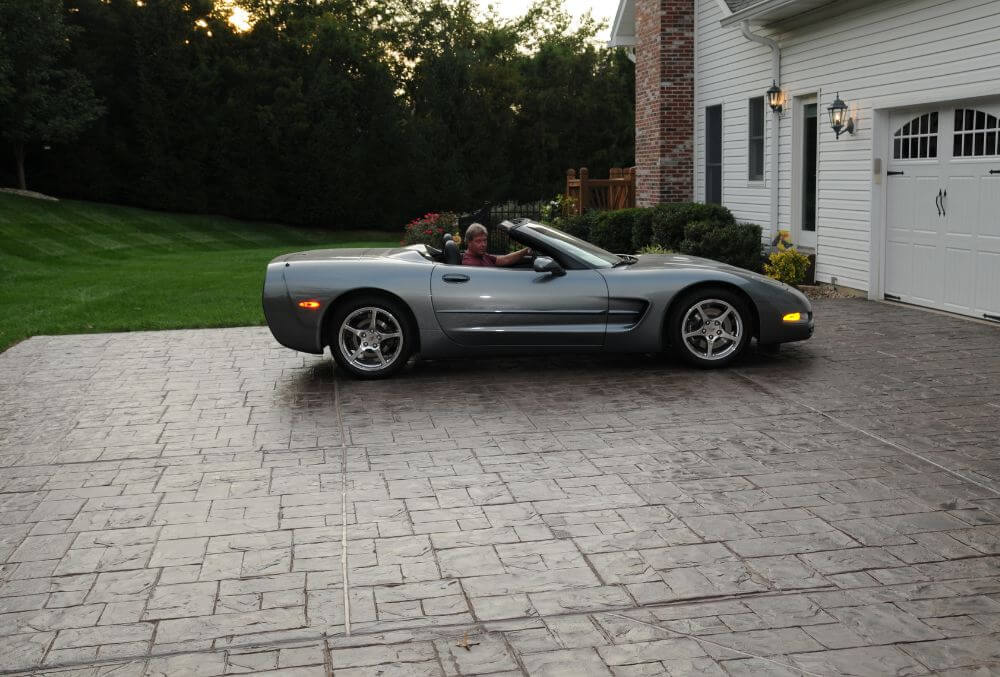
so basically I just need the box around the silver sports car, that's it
[262,218,813,378]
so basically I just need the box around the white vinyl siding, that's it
[693,0,1000,290]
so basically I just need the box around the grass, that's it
[0,193,398,352]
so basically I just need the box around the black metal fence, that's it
[457,200,546,254]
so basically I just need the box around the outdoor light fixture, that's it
[828,92,855,138]
[766,80,783,113]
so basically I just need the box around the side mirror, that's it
[533,256,565,276]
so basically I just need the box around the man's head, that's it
[465,223,488,256]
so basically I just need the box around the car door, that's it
[430,264,608,347]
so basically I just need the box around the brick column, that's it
[634,0,695,205]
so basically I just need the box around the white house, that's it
[610,0,1000,322]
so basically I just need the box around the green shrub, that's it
[680,220,763,271]
[638,244,673,255]
[555,211,600,241]
[590,208,642,253]
[651,202,736,250]
[540,194,578,224]
[764,248,811,286]
[631,208,656,252]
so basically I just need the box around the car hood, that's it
[629,253,747,272]
[630,253,809,301]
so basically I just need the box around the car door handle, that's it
[442,274,469,283]
[935,189,942,217]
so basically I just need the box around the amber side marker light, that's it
[298,300,321,310]
[782,312,801,322]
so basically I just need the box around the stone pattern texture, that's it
[0,298,999,675]
[635,0,696,206]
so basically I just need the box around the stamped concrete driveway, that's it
[0,298,998,676]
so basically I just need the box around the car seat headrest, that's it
[443,239,460,265]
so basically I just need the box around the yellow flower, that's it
[453,234,462,246]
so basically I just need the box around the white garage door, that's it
[885,100,1000,321]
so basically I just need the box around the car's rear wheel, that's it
[670,287,751,368]
[329,295,413,379]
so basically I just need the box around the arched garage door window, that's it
[954,109,999,157]
[893,112,938,160]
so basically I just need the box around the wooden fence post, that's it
[565,169,576,216]
[579,167,589,214]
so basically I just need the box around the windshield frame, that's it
[510,222,621,269]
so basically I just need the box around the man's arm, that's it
[495,247,531,266]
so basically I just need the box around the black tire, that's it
[669,286,752,368]
[328,295,414,379]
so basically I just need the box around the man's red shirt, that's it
[462,251,497,266]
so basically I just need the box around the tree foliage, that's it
[0,0,103,189]
[8,0,634,228]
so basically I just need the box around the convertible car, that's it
[262,218,813,378]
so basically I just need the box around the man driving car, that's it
[461,223,531,266]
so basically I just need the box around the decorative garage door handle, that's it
[887,170,904,176]
[990,169,1000,175]
[942,189,946,217]
[442,274,469,283]
[936,189,942,217]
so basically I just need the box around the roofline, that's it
[714,0,733,19]
[608,35,636,47]
[608,0,635,48]
[719,0,805,27]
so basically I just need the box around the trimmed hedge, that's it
[558,210,600,240]
[651,202,735,251]
[589,208,644,253]
[549,202,762,271]
[680,220,763,271]
[630,208,656,253]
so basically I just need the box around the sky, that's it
[220,1,624,41]
[477,0,622,42]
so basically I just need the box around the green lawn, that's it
[0,193,398,352]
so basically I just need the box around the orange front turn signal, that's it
[298,300,321,310]
[782,312,801,322]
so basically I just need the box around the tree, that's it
[0,0,102,190]
[24,0,633,227]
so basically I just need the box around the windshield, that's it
[517,223,620,268]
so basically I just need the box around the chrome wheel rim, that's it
[681,299,743,361]
[338,307,403,372]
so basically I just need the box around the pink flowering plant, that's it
[401,212,459,247]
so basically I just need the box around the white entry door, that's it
[885,100,1000,321]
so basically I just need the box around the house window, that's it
[706,105,722,204]
[954,108,999,157]
[748,97,764,181]
[893,112,938,159]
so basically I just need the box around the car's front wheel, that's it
[329,296,413,379]
[670,287,751,368]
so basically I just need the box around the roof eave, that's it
[608,0,635,49]
[608,35,636,47]
[719,0,805,27]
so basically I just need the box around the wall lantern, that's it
[828,92,855,138]
[766,81,783,113]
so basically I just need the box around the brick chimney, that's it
[634,0,695,205]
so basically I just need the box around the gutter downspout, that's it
[740,20,780,238]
